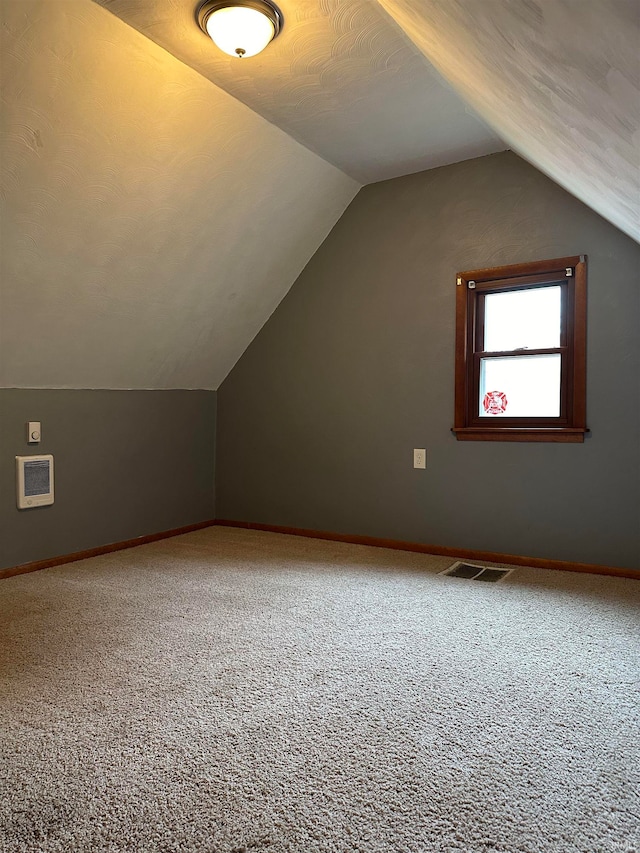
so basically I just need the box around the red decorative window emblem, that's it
[483,390,508,415]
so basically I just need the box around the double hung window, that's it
[453,256,587,442]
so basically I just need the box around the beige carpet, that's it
[1,527,638,853]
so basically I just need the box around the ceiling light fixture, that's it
[196,0,283,58]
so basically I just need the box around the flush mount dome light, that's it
[197,0,283,58]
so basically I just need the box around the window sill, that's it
[451,427,588,443]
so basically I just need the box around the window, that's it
[453,256,587,442]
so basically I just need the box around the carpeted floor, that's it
[0,527,638,853]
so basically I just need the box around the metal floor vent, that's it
[440,561,514,583]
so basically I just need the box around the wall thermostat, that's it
[27,421,41,443]
[16,455,54,509]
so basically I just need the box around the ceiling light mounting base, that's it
[196,0,283,44]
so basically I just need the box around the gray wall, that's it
[217,152,640,570]
[0,390,216,569]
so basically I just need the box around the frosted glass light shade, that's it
[203,4,278,58]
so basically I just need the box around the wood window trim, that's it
[453,255,588,443]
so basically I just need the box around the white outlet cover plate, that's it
[414,449,426,469]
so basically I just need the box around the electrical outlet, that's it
[413,449,426,469]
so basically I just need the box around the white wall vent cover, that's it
[16,455,54,509]
[440,562,514,583]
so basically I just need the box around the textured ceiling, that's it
[96,0,640,242]
[93,0,506,183]
[2,0,638,393]
[378,0,640,244]
[0,0,358,390]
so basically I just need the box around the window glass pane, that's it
[479,354,561,417]
[484,285,561,352]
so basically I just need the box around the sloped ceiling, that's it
[0,0,358,390]
[93,0,506,183]
[2,0,638,393]
[378,0,640,244]
[96,0,639,242]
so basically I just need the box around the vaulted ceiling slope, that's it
[378,0,640,244]
[3,0,637,393]
[97,0,639,243]
[0,0,358,390]
[94,0,506,183]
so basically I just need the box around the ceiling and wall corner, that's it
[377,0,640,244]
[94,0,639,245]
[0,0,358,391]
[2,0,638,394]
[93,0,506,183]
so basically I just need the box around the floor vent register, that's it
[440,562,514,583]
